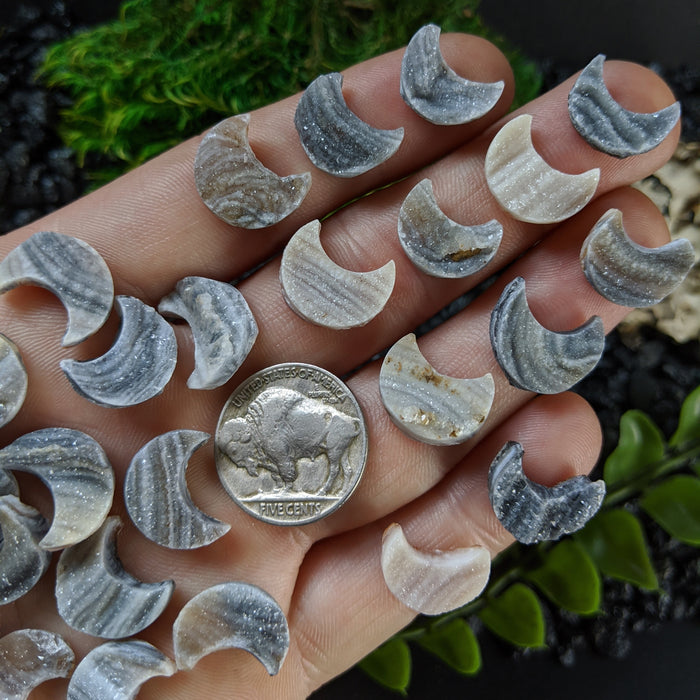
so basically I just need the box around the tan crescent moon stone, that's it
[485,114,600,224]
[195,113,311,229]
[381,523,491,615]
[379,333,494,445]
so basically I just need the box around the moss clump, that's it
[39,0,541,181]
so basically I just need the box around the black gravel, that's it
[2,0,700,681]
[0,2,86,233]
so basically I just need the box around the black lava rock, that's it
[0,2,87,234]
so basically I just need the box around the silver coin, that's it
[215,363,368,525]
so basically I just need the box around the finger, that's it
[0,186,669,539]
[0,33,514,299]
[0,61,676,454]
[278,185,670,540]
[0,186,665,699]
[229,61,679,376]
[288,392,602,695]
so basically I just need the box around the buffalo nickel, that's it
[215,363,368,525]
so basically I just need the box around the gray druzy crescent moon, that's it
[158,276,258,390]
[568,54,681,158]
[0,428,114,550]
[490,277,605,394]
[398,178,503,277]
[280,219,396,329]
[56,516,174,639]
[379,333,494,445]
[485,114,600,224]
[60,295,177,407]
[194,113,311,229]
[0,629,74,700]
[488,441,606,544]
[294,72,404,177]
[0,231,113,346]
[400,24,504,125]
[124,430,230,549]
[581,208,695,307]
[173,581,289,674]
[67,640,175,700]
[0,469,19,497]
[0,334,27,428]
[0,495,51,605]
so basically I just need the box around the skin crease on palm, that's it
[0,32,681,700]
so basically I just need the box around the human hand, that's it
[0,31,680,699]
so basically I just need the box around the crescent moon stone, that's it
[488,441,605,544]
[280,219,396,329]
[490,276,605,394]
[381,523,491,615]
[67,640,175,700]
[398,178,502,277]
[0,231,114,346]
[0,469,19,498]
[581,208,695,307]
[485,114,600,224]
[124,430,230,549]
[56,516,174,638]
[60,295,177,407]
[400,24,504,125]
[294,72,404,177]
[0,629,74,700]
[0,427,114,550]
[0,334,28,428]
[195,113,311,229]
[379,333,494,445]
[0,495,51,605]
[568,54,681,158]
[173,581,290,674]
[158,276,258,390]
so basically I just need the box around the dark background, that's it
[480,0,699,66]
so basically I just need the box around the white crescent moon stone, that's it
[381,523,491,615]
[280,219,396,329]
[485,114,600,224]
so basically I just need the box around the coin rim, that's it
[214,362,368,526]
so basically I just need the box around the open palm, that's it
[0,32,680,699]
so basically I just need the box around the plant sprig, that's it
[38,0,541,185]
[361,385,700,695]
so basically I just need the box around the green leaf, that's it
[417,619,481,675]
[575,509,658,590]
[479,583,546,648]
[641,475,700,545]
[670,385,700,447]
[526,540,601,615]
[358,638,411,695]
[604,410,665,487]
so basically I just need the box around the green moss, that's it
[39,0,541,181]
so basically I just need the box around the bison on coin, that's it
[217,387,361,494]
